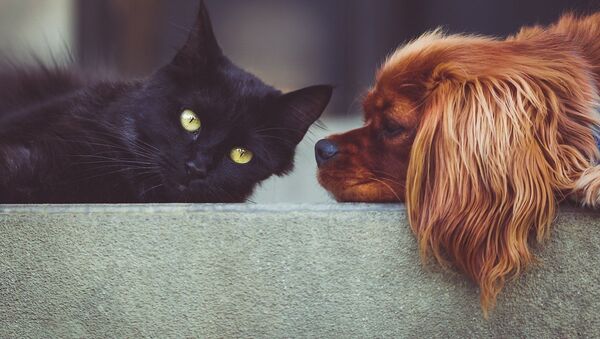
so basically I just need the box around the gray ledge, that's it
[1,204,599,338]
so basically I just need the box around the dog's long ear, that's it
[405,47,598,315]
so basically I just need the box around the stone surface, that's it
[0,204,599,338]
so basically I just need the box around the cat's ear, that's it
[170,0,222,71]
[274,85,333,145]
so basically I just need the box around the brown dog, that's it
[316,13,600,314]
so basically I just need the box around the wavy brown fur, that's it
[318,13,600,315]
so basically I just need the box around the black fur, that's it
[0,1,332,203]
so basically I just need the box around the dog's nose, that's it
[315,139,339,167]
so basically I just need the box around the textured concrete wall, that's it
[0,204,599,338]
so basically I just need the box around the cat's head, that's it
[125,0,332,202]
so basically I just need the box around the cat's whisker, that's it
[70,154,151,162]
[88,131,160,157]
[131,137,161,153]
[77,165,159,176]
[203,185,218,201]
[254,127,301,133]
[302,135,318,145]
[255,134,296,147]
[139,182,165,198]
[63,163,161,184]
[312,119,328,131]
[208,184,237,203]
[246,139,276,165]
[69,116,161,154]
[49,134,160,164]
[64,170,134,184]
[73,165,160,173]
[71,156,158,167]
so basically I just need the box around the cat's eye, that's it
[180,109,202,133]
[230,147,254,164]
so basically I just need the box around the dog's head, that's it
[316,32,451,203]
[317,30,599,313]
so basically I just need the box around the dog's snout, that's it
[315,139,339,167]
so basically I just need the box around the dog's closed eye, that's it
[382,119,406,138]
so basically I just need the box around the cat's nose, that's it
[315,139,339,167]
[185,161,208,179]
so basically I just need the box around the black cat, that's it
[0,1,332,203]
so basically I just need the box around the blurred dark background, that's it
[2,0,597,116]
[0,0,598,202]
[74,0,599,117]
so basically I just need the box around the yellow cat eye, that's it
[230,147,254,164]
[180,109,201,133]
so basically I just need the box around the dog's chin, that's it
[318,170,404,203]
